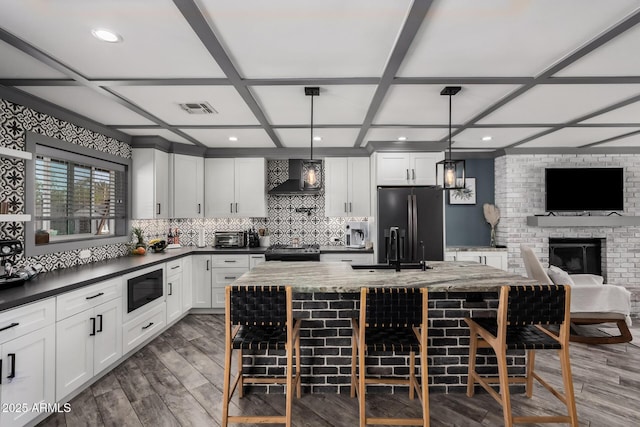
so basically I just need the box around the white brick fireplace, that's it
[495,153,640,318]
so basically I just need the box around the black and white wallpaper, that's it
[0,97,131,272]
[133,159,369,247]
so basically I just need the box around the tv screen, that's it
[545,168,623,212]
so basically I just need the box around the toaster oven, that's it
[214,231,246,248]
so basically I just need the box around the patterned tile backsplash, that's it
[1,97,368,274]
[134,160,369,247]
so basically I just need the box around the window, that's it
[26,132,130,256]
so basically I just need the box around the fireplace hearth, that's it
[549,238,604,276]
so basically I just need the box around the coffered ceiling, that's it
[2,0,640,154]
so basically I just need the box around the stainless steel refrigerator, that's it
[377,186,444,264]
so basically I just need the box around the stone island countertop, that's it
[232,260,536,293]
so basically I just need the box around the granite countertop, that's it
[447,246,508,252]
[233,261,535,293]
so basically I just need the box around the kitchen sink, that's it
[351,263,431,270]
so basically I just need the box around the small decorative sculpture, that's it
[483,203,501,247]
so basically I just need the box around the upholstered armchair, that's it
[520,244,632,344]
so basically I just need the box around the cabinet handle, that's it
[406,169,410,180]
[0,322,19,332]
[230,203,233,213]
[341,259,353,262]
[206,260,210,271]
[0,359,2,384]
[169,282,173,295]
[235,202,238,213]
[412,169,416,180]
[90,317,96,336]
[142,322,154,330]
[86,292,104,300]
[97,314,103,333]
[224,260,237,263]
[7,353,15,380]
[224,276,237,280]
[349,202,352,212]
[157,203,161,215]
[198,203,201,214]
[171,265,180,270]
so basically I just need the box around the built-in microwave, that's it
[127,268,163,313]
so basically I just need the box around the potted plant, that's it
[131,227,146,255]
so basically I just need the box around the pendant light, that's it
[436,86,465,190]
[301,86,322,190]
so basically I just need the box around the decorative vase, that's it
[490,226,497,248]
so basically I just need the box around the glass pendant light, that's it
[301,87,322,190]
[436,86,466,190]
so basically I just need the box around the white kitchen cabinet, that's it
[0,299,55,427]
[212,255,249,309]
[249,254,266,269]
[376,152,444,186]
[205,158,267,217]
[325,157,370,217]
[171,154,204,218]
[320,253,374,264]
[122,303,166,355]
[55,297,122,400]
[132,148,169,219]
[166,260,183,324]
[448,250,508,271]
[182,256,193,313]
[192,255,213,308]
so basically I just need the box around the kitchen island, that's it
[233,261,536,394]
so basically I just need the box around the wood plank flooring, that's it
[37,315,640,427]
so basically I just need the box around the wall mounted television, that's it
[545,168,624,212]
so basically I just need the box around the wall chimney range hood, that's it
[268,159,323,195]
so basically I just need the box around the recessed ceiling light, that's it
[397,136,407,141]
[228,136,238,142]
[313,136,322,142]
[91,28,122,43]
[482,136,493,141]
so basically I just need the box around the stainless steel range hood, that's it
[268,159,323,195]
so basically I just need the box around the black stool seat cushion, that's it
[471,318,562,350]
[233,326,287,350]
[365,327,419,352]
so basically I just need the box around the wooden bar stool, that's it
[221,285,302,427]
[351,287,429,427]
[465,284,578,427]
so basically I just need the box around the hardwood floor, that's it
[38,316,639,427]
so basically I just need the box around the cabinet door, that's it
[454,252,482,263]
[483,252,507,271]
[376,153,410,186]
[166,273,183,323]
[324,158,349,217]
[182,256,193,313]
[0,325,55,427]
[410,152,443,185]
[234,158,267,217]
[212,268,248,309]
[93,298,122,377]
[132,148,168,219]
[172,154,204,218]
[205,158,235,217]
[56,311,93,400]
[192,255,212,308]
[249,254,266,269]
[348,157,370,216]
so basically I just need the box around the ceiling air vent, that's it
[179,102,217,115]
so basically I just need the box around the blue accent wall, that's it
[445,159,495,246]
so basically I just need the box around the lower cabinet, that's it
[192,254,252,308]
[122,303,166,355]
[192,255,213,308]
[320,253,374,264]
[182,256,193,313]
[0,299,56,427]
[166,259,183,324]
[56,297,122,400]
[446,250,508,271]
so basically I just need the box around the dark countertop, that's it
[0,245,371,312]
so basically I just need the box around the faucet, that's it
[389,227,401,272]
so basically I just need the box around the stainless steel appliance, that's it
[214,231,246,248]
[127,268,163,313]
[377,186,444,264]
[265,244,320,261]
[345,221,368,248]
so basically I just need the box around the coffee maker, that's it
[345,221,368,248]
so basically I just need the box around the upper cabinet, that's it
[325,157,370,217]
[205,158,267,218]
[376,152,444,186]
[170,154,204,218]
[132,148,169,219]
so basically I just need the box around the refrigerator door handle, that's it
[412,194,418,261]
[407,195,413,261]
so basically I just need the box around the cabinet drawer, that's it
[123,303,166,355]
[56,277,122,321]
[212,268,248,287]
[0,298,55,345]
[320,253,374,264]
[166,258,183,274]
[212,254,249,268]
